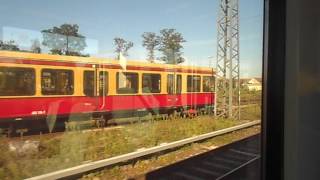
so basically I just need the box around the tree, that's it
[113,37,134,59]
[41,24,87,56]
[0,40,20,51]
[158,28,186,64]
[31,39,41,53]
[142,32,160,63]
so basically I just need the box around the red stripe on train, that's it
[0,93,215,119]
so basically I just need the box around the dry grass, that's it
[82,126,261,180]
[0,115,248,179]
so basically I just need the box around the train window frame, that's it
[83,70,95,97]
[99,71,109,96]
[202,76,215,92]
[176,74,182,94]
[142,73,161,94]
[41,69,74,95]
[167,74,175,94]
[0,67,36,96]
[116,72,139,94]
[187,75,201,92]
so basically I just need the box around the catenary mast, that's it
[214,0,240,119]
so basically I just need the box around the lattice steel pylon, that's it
[214,0,240,120]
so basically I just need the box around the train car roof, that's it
[0,50,215,74]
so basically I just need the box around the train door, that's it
[97,69,108,112]
[84,67,108,126]
[167,74,182,111]
[83,69,98,112]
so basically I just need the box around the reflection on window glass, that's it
[84,71,94,96]
[187,75,201,92]
[0,67,35,96]
[142,74,161,93]
[117,72,138,94]
[0,0,263,179]
[41,69,74,95]
[99,71,108,96]
[203,76,215,92]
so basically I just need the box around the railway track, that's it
[26,120,260,180]
[144,134,260,180]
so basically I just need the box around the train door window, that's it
[0,67,35,96]
[41,69,74,95]
[167,74,175,94]
[84,71,95,96]
[142,74,161,93]
[99,71,108,96]
[176,75,182,94]
[116,72,138,94]
[187,75,201,92]
[203,76,215,92]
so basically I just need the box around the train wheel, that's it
[147,112,153,122]
[96,115,106,128]
[7,124,14,137]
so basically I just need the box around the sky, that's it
[0,0,263,77]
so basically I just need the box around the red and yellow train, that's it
[0,51,215,134]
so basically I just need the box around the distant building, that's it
[241,78,262,91]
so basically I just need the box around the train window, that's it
[203,76,215,92]
[0,67,35,96]
[117,72,138,94]
[187,75,201,92]
[142,74,161,93]
[167,74,175,94]
[84,71,95,96]
[99,71,108,96]
[41,69,74,95]
[176,75,182,94]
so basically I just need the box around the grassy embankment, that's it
[0,111,258,179]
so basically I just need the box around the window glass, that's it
[176,75,182,94]
[41,69,74,95]
[203,76,215,92]
[167,74,175,94]
[0,0,263,179]
[187,75,201,92]
[0,67,35,96]
[117,72,138,94]
[142,74,161,93]
[99,71,108,96]
[84,71,94,96]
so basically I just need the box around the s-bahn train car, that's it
[0,51,215,134]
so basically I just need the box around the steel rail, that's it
[27,120,260,180]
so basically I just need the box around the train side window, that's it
[116,72,138,94]
[41,69,74,95]
[142,74,161,93]
[0,67,35,96]
[187,75,201,92]
[167,74,174,94]
[84,71,95,96]
[203,76,215,92]
[99,71,108,96]
[176,75,182,94]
